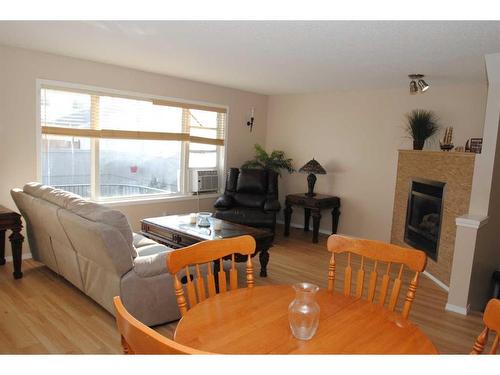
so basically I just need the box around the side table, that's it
[284,193,341,243]
[0,205,24,279]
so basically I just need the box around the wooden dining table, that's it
[174,285,438,354]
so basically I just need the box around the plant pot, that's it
[413,139,425,150]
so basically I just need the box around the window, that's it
[40,86,226,201]
[188,109,221,169]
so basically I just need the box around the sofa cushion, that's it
[66,198,136,258]
[133,233,157,248]
[23,182,54,199]
[24,182,82,209]
[213,194,235,209]
[134,244,174,277]
[236,169,268,194]
[214,208,276,229]
[233,193,266,209]
[136,243,172,257]
[43,188,82,209]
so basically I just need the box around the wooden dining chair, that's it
[166,235,256,316]
[327,234,427,319]
[471,298,500,354]
[113,296,210,354]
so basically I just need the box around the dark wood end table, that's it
[0,205,25,279]
[141,215,274,277]
[284,193,341,243]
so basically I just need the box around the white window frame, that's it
[36,79,228,204]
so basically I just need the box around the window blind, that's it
[41,87,226,146]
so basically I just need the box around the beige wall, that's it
[266,84,486,241]
[0,44,268,256]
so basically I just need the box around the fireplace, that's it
[404,178,445,261]
[392,150,475,285]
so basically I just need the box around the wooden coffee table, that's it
[140,215,274,277]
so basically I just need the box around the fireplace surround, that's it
[391,150,475,286]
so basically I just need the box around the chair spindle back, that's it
[327,235,427,319]
[166,235,256,316]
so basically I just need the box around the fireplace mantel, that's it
[396,149,477,157]
[391,149,476,286]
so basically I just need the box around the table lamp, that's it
[299,158,327,197]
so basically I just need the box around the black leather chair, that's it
[214,168,280,234]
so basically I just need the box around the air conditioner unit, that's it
[190,169,219,193]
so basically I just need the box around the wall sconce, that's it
[246,108,254,132]
[408,74,430,94]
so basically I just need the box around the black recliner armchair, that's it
[214,168,280,234]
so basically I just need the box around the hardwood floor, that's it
[0,226,485,354]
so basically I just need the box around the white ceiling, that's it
[0,21,500,95]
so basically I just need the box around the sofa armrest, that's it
[133,232,157,248]
[214,194,235,209]
[264,198,281,212]
[133,244,174,278]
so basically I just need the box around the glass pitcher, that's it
[197,212,212,227]
[288,282,320,340]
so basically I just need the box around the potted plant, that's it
[242,144,295,176]
[405,109,440,150]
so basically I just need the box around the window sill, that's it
[96,193,220,208]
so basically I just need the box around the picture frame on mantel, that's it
[466,138,483,154]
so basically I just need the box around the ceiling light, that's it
[408,74,430,94]
[417,79,429,92]
[409,80,418,94]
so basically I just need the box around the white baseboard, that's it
[423,271,449,292]
[4,253,32,262]
[276,220,333,236]
[445,303,470,315]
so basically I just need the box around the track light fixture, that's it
[408,74,430,94]
[409,80,418,94]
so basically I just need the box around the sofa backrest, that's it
[11,183,135,287]
[11,188,61,275]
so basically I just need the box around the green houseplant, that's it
[242,144,295,176]
[405,109,440,150]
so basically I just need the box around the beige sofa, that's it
[11,183,183,326]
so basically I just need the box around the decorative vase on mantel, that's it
[405,109,440,151]
[413,139,425,151]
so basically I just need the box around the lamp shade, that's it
[299,159,326,175]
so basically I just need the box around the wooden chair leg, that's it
[173,275,188,316]
[491,334,499,354]
[121,336,133,354]
[471,327,489,354]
